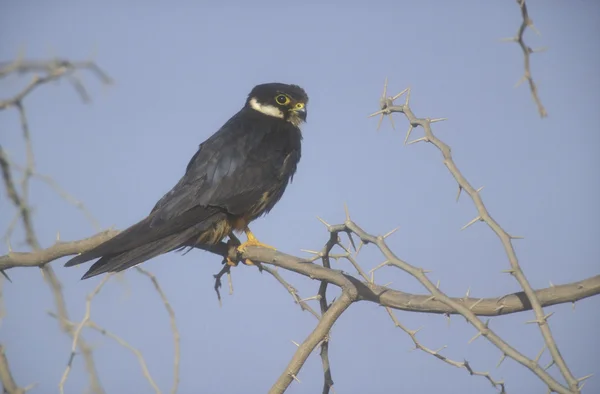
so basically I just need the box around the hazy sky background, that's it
[1,1,599,393]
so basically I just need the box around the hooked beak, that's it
[291,106,307,122]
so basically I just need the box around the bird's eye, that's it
[295,103,304,109]
[275,94,290,105]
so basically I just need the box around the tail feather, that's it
[80,226,200,279]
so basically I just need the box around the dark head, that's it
[246,83,309,127]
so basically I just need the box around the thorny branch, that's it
[369,80,585,392]
[506,0,548,117]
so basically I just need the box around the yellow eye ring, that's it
[275,94,290,105]
[295,103,304,109]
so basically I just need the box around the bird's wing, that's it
[65,109,296,269]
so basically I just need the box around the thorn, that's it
[411,327,423,336]
[1,270,12,282]
[382,77,388,99]
[368,109,385,118]
[404,125,414,145]
[56,231,60,242]
[383,226,400,239]
[476,186,485,193]
[456,185,462,202]
[509,234,525,240]
[368,260,389,274]
[375,112,384,131]
[496,353,506,368]
[423,295,435,304]
[468,331,482,344]
[300,249,321,255]
[404,87,411,105]
[290,373,301,383]
[572,301,576,311]
[299,295,321,303]
[433,345,447,354]
[534,346,547,363]
[6,239,12,253]
[532,46,548,53]
[420,268,432,274]
[501,269,515,275]
[370,270,374,284]
[316,216,330,229]
[406,136,429,145]
[346,232,356,251]
[549,280,554,287]
[354,241,364,257]
[494,305,505,312]
[499,36,518,42]
[529,23,541,36]
[469,298,483,311]
[461,216,481,231]
[382,282,393,287]
[430,117,447,123]
[577,373,594,383]
[291,340,300,347]
[343,202,351,221]
[388,113,396,130]
[465,287,470,298]
[515,75,527,88]
[436,279,440,289]
[392,87,409,101]
[445,313,451,327]
[544,360,555,371]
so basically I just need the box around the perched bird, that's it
[65,82,308,279]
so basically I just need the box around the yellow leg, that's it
[236,227,276,265]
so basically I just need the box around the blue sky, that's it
[1,1,599,393]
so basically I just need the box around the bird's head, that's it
[246,83,309,126]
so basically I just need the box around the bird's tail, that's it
[77,226,200,279]
[65,211,226,279]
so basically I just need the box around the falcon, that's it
[65,82,308,279]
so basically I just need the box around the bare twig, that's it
[0,343,36,394]
[135,267,181,394]
[59,274,112,394]
[386,308,505,392]
[269,290,356,394]
[1,56,113,394]
[49,313,161,394]
[507,0,548,117]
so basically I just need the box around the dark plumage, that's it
[65,82,309,279]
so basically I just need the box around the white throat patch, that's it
[249,97,284,119]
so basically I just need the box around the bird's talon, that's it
[243,259,255,266]
[226,257,238,267]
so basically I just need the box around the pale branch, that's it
[269,289,356,394]
[1,234,597,317]
[260,265,321,319]
[59,274,112,394]
[1,57,113,394]
[0,57,113,108]
[135,267,181,394]
[370,83,579,392]
[0,343,36,394]
[385,307,506,393]
[508,0,547,117]
[48,313,161,394]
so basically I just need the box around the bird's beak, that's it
[291,106,307,121]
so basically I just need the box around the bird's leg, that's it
[236,227,276,266]
[226,232,242,267]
